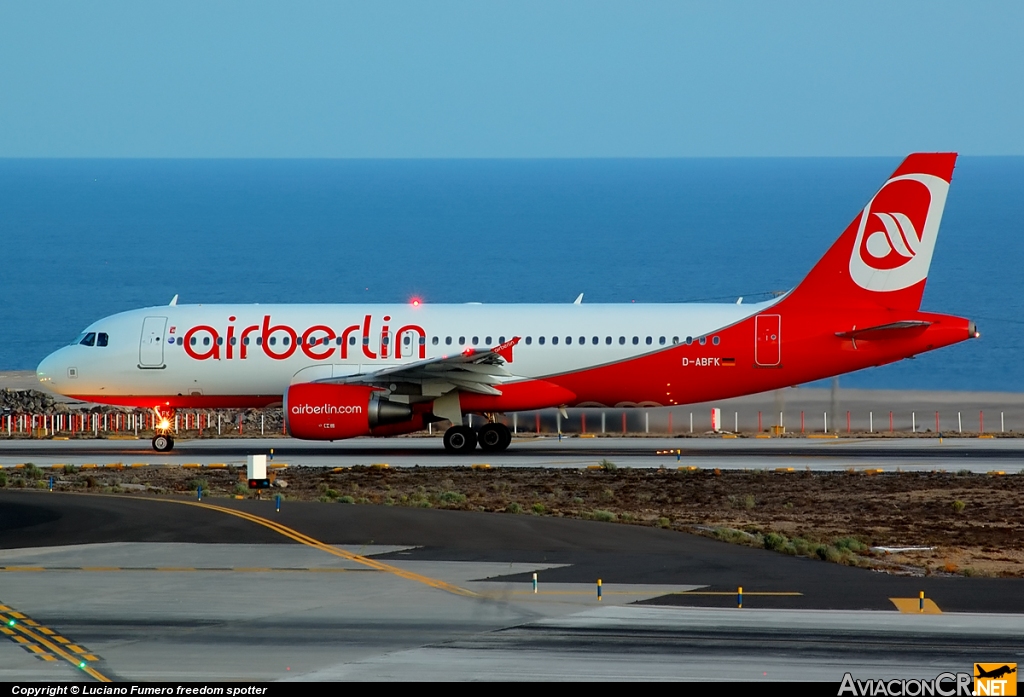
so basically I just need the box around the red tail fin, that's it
[787,153,957,312]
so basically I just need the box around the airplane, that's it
[36,153,977,453]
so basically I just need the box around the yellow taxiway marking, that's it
[0,603,110,682]
[890,597,942,614]
[175,499,477,598]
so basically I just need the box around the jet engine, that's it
[284,383,413,440]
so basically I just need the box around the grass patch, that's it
[593,509,616,522]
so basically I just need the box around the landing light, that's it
[158,419,171,430]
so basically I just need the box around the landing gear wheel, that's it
[443,426,478,454]
[478,423,512,452]
[152,434,174,453]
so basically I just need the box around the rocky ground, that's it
[4,463,1021,578]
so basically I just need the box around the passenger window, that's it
[432,336,439,345]
[445,336,452,345]
[579,336,585,345]
[632,336,639,345]
[362,336,369,345]
[282,337,290,346]
[672,336,679,344]
[256,337,263,346]
[686,336,693,345]
[606,337,612,345]
[525,336,532,345]
[382,336,389,345]
[97,333,109,347]
[472,336,479,345]
[419,336,426,345]
[217,337,223,346]
[592,337,598,345]
[699,337,707,345]
[659,336,666,345]
[499,336,506,344]
[713,336,720,345]
[645,336,652,345]
[244,337,250,345]
[552,336,559,345]
[230,337,237,346]
[190,337,197,346]
[485,336,492,344]
[349,336,356,346]
[539,336,546,345]
[565,337,572,345]
[335,337,342,345]
[80,332,96,347]
[296,336,303,345]
[269,337,276,346]
[459,336,465,345]
[618,336,625,345]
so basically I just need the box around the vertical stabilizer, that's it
[786,153,957,312]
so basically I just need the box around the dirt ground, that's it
[5,464,1022,577]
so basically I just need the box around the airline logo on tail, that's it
[849,173,950,292]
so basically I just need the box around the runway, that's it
[1,490,1022,682]
[2,435,1024,473]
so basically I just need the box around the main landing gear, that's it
[443,422,512,454]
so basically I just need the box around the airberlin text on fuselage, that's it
[181,315,425,362]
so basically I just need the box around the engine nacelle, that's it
[284,383,413,441]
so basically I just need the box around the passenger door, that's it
[139,316,168,368]
[755,314,781,366]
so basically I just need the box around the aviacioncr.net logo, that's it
[849,173,949,292]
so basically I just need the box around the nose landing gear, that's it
[151,407,175,452]
[152,433,174,452]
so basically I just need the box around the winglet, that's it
[492,336,521,363]
[573,293,584,305]
[169,294,179,306]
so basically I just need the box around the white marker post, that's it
[248,454,267,481]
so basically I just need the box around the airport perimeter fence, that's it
[0,405,1019,439]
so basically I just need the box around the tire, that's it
[152,434,174,452]
[478,423,511,452]
[443,426,478,453]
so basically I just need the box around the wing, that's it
[315,337,522,396]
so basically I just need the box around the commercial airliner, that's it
[36,153,977,453]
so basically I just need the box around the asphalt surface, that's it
[2,489,1023,681]
[2,489,1022,613]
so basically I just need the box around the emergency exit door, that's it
[139,316,168,368]
[755,314,781,366]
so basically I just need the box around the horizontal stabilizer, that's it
[835,320,932,341]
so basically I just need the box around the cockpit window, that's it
[97,333,109,347]
[80,332,96,347]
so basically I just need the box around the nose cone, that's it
[36,349,66,393]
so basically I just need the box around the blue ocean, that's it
[1,158,1021,391]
